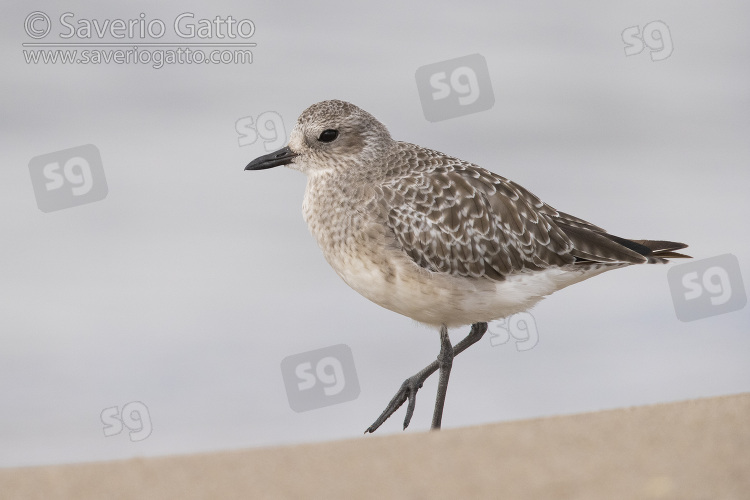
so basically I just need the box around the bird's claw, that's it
[365,377,423,433]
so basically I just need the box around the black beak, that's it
[245,146,299,171]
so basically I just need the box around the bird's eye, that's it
[318,129,339,143]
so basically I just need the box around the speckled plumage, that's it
[252,100,686,327]
[245,99,689,431]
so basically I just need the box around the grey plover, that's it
[245,99,689,433]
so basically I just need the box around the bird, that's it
[244,99,689,433]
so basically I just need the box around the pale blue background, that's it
[1,0,748,467]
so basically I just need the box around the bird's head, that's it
[245,100,394,176]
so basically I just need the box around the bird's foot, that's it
[364,322,488,434]
[365,365,435,433]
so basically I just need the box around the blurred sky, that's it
[1,0,748,467]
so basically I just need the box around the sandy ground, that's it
[1,393,748,500]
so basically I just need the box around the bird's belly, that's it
[325,243,615,328]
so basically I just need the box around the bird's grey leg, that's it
[430,325,453,430]
[365,322,488,434]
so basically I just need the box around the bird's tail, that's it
[629,239,691,263]
[594,234,691,264]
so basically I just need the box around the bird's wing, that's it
[379,145,647,280]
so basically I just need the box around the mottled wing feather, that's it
[380,143,652,280]
[555,223,647,264]
[380,145,578,279]
[553,210,606,232]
